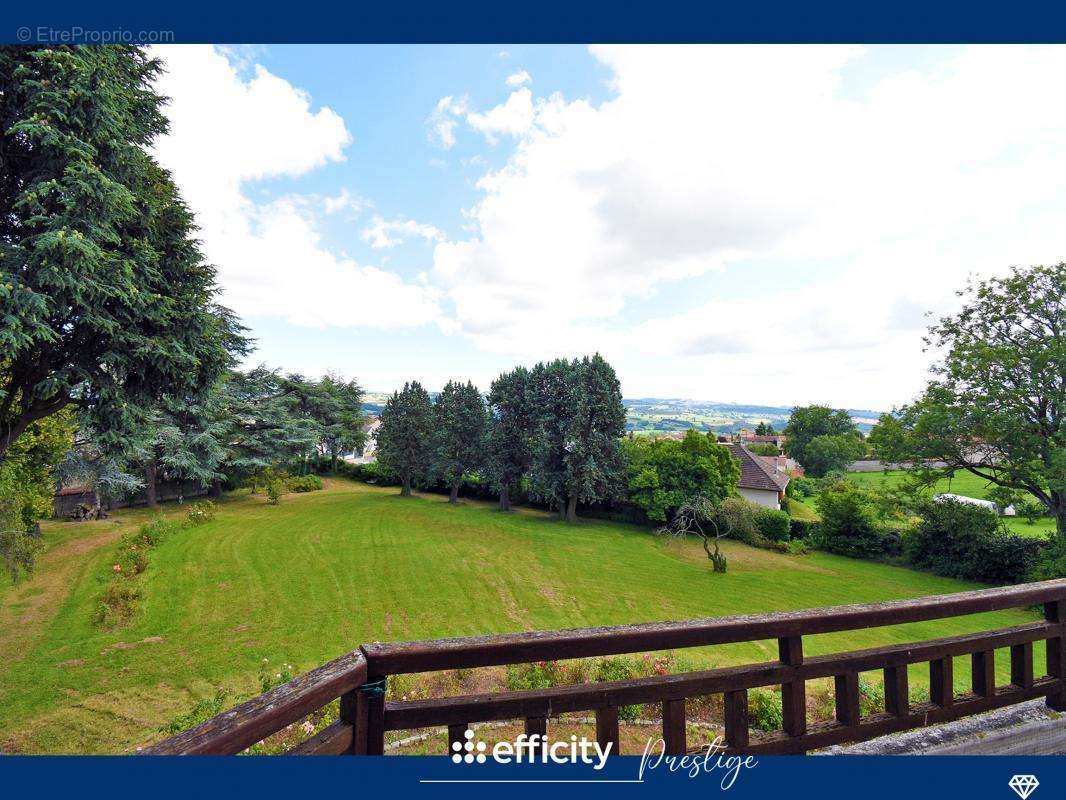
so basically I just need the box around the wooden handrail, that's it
[362,579,1066,674]
[145,579,1066,755]
[143,650,366,755]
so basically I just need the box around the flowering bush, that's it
[186,500,216,525]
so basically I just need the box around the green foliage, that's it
[160,689,229,735]
[286,474,323,493]
[0,46,245,460]
[0,410,73,580]
[753,506,791,542]
[1016,500,1045,524]
[866,413,909,465]
[748,688,783,731]
[783,406,863,477]
[376,381,434,496]
[904,499,1040,585]
[505,660,565,691]
[749,443,779,456]
[185,500,216,526]
[623,430,739,522]
[788,518,817,539]
[802,434,866,477]
[754,422,775,436]
[266,480,283,505]
[815,480,901,558]
[888,264,1064,539]
[486,367,534,510]
[528,355,627,521]
[433,380,488,502]
[788,476,821,499]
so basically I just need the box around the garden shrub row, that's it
[94,502,216,628]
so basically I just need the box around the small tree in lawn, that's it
[433,380,488,504]
[376,382,434,497]
[657,496,746,574]
[487,367,534,511]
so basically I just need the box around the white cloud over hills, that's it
[427,45,1066,404]
[149,45,1066,407]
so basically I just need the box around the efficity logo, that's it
[450,728,611,769]
[1008,775,1039,800]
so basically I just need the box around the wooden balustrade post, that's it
[348,674,387,755]
[662,698,687,755]
[778,636,806,741]
[884,665,909,717]
[724,690,749,750]
[1046,600,1066,711]
[971,651,995,699]
[525,716,547,756]
[1010,642,1034,689]
[834,672,860,727]
[929,657,953,708]
[595,707,620,755]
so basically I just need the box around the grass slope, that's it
[846,469,1056,538]
[0,479,1046,753]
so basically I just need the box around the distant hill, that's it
[623,398,883,435]
[363,391,883,434]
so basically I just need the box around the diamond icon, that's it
[1009,775,1039,800]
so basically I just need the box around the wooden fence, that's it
[145,578,1066,755]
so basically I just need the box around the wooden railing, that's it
[145,579,1066,755]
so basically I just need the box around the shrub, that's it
[266,480,283,505]
[286,474,323,493]
[754,507,790,542]
[904,499,1041,584]
[748,688,783,731]
[186,500,216,525]
[505,660,565,691]
[789,476,820,499]
[815,480,899,558]
[1015,499,1046,524]
[594,657,643,720]
[788,518,817,539]
[161,689,229,734]
[1032,541,1066,581]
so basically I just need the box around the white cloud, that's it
[427,94,467,149]
[506,69,532,87]
[151,45,440,331]
[361,216,444,249]
[426,45,1066,406]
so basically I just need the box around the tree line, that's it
[375,355,627,523]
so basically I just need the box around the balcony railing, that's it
[144,578,1066,755]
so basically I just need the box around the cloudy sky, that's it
[150,45,1066,411]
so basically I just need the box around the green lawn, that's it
[0,479,1049,753]
[845,469,1056,538]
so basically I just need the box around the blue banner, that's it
[0,754,1059,799]
[0,0,1065,44]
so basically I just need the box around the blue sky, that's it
[151,45,1066,409]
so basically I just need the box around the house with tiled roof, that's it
[725,443,789,509]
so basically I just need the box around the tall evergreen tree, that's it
[376,381,434,497]
[433,380,488,503]
[0,46,241,459]
[529,355,627,522]
[487,367,534,511]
